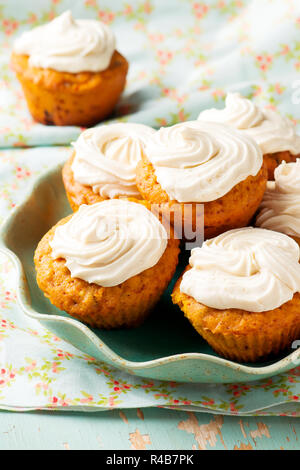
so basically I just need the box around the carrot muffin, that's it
[34,199,179,329]
[11,11,128,126]
[198,92,300,180]
[136,121,267,240]
[256,159,300,245]
[63,123,155,211]
[172,227,300,362]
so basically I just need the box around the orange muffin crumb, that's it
[11,51,128,127]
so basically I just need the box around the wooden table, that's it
[0,408,298,450]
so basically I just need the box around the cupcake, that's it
[172,227,300,362]
[11,11,128,127]
[63,122,155,211]
[34,199,179,329]
[136,121,267,240]
[198,93,300,180]
[256,159,300,245]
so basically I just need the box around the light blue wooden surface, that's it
[0,409,299,450]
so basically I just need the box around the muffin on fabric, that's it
[63,123,155,211]
[172,227,300,363]
[11,11,128,127]
[34,199,179,329]
[136,120,267,240]
[198,93,300,180]
[256,159,300,245]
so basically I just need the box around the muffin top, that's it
[256,159,300,238]
[13,10,115,73]
[72,123,155,199]
[198,93,300,155]
[144,120,262,203]
[50,200,167,287]
[180,227,300,312]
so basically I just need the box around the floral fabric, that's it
[0,0,299,414]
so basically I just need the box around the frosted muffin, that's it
[256,159,300,245]
[63,122,155,211]
[34,199,179,329]
[11,11,128,126]
[172,227,300,362]
[198,93,300,180]
[136,121,267,240]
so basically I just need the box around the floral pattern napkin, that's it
[0,0,299,415]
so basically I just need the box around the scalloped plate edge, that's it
[0,163,299,381]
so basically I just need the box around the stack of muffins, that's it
[12,12,300,363]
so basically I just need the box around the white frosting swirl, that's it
[72,123,155,199]
[13,10,115,73]
[256,160,300,237]
[198,93,300,156]
[180,227,300,312]
[145,121,262,203]
[50,200,168,287]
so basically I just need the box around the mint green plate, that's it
[0,163,299,383]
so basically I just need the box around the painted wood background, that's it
[0,409,299,450]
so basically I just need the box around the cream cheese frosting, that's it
[180,227,300,312]
[144,121,262,203]
[198,92,300,156]
[71,123,155,199]
[256,159,300,237]
[50,200,168,287]
[13,10,115,73]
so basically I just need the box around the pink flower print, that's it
[27,13,37,24]
[52,362,59,373]
[156,50,173,66]
[108,396,116,407]
[48,10,55,21]
[201,399,215,406]
[141,381,154,388]
[212,88,225,100]
[229,402,239,413]
[274,388,289,395]
[51,396,58,404]
[253,86,262,97]
[193,3,209,19]
[280,44,290,55]
[80,395,94,404]
[85,0,97,6]
[143,1,152,14]
[56,349,73,359]
[16,166,31,179]
[36,382,48,394]
[2,19,19,36]
[25,360,37,372]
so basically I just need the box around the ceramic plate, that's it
[0,162,299,383]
